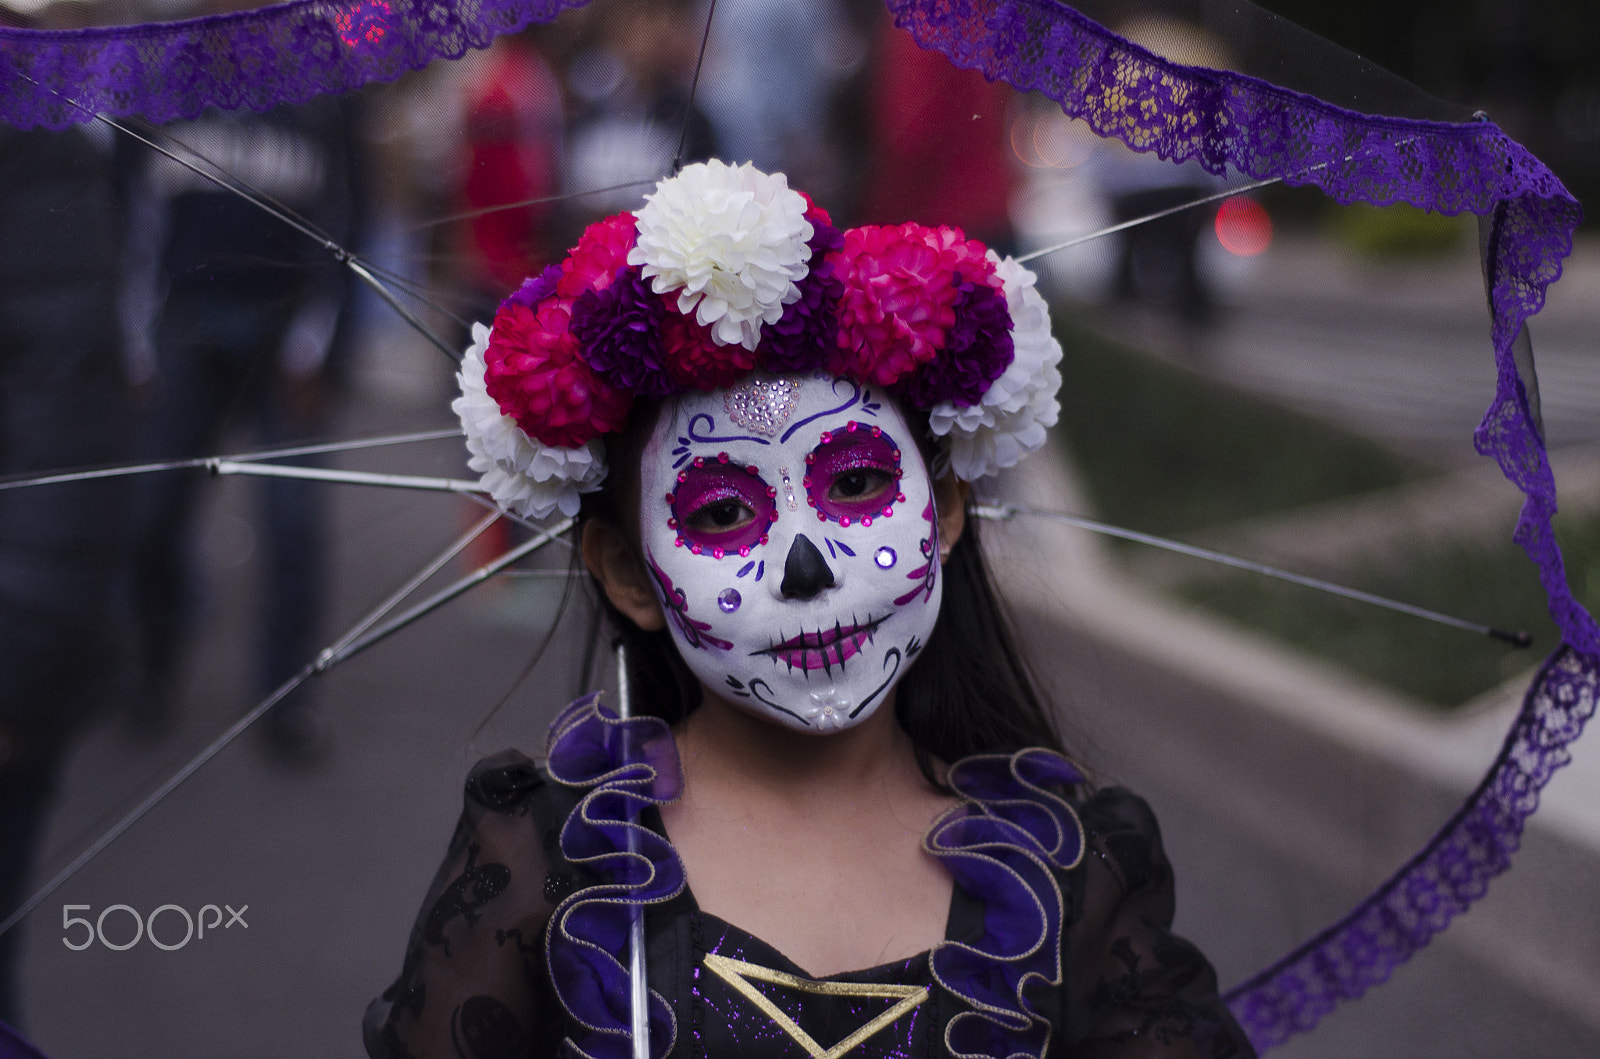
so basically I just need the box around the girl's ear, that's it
[581,520,667,632]
[933,474,969,565]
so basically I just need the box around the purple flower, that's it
[570,267,680,400]
[759,212,844,374]
[900,275,1014,409]
[502,263,563,311]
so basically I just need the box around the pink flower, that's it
[556,212,639,300]
[483,298,633,449]
[661,300,758,390]
[830,223,981,388]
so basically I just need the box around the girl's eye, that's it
[670,463,776,553]
[692,498,754,531]
[806,428,904,524]
[830,469,891,502]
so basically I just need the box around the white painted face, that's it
[637,374,944,732]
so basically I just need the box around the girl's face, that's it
[637,374,944,732]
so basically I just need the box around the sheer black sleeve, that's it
[1057,787,1255,1059]
[363,752,584,1059]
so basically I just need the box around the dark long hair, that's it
[576,399,1068,785]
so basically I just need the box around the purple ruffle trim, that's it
[0,1020,49,1059]
[926,748,1086,1059]
[543,694,684,1059]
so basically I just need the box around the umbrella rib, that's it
[210,460,483,493]
[1017,136,1421,265]
[672,0,719,176]
[320,518,572,668]
[977,503,1532,646]
[412,180,661,230]
[7,72,463,361]
[0,429,465,492]
[1016,175,1283,263]
[0,513,574,942]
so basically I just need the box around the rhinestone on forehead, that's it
[724,376,802,437]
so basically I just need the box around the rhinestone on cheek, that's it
[717,588,741,612]
[875,547,896,568]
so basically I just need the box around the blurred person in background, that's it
[122,92,364,761]
[454,29,566,318]
[856,9,1017,254]
[695,0,860,194]
[559,0,718,227]
[0,118,133,1032]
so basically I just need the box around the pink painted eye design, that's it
[669,458,776,558]
[803,422,903,527]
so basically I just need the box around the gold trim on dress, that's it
[702,952,929,1058]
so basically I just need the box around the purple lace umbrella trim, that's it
[544,694,684,1059]
[0,0,588,129]
[1226,646,1599,1050]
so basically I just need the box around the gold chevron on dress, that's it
[702,952,929,1058]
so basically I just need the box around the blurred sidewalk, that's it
[1098,233,1600,463]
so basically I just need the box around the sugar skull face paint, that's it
[639,374,943,733]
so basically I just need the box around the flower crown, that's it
[454,161,1063,518]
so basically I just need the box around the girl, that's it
[365,160,1251,1059]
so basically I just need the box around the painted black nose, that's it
[780,534,836,599]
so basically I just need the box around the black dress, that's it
[364,697,1254,1058]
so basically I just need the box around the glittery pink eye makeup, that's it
[803,422,905,527]
[667,456,776,558]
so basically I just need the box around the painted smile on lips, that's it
[757,616,887,673]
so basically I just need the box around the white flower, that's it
[628,160,812,350]
[453,323,609,519]
[805,689,852,731]
[928,254,1063,481]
